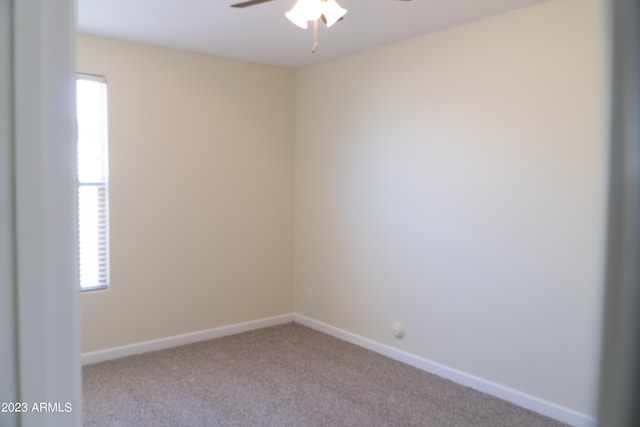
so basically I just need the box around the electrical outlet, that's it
[306,288,313,301]
[392,322,405,339]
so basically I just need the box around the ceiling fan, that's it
[231,0,413,7]
[231,0,413,53]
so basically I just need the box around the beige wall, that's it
[77,34,295,352]
[294,0,607,416]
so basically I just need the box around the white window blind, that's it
[76,74,109,290]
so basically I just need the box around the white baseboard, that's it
[81,312,596,427]
[81,313,294,365]
[293,314,596,427]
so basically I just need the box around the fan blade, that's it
[230,0,276,8]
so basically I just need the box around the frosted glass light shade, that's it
[321,0,347,28]
[285,11,308,28]
[286,0,323,29]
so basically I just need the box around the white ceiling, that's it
[77,0,547,68]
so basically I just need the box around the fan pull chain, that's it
[311,19,319,53]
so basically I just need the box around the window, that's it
[76,74,109,290]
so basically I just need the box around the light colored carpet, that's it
[83,322,568,426]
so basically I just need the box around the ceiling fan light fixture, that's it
[285,0,323,29]
[321,0,347,28]
[285,9,308,29]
